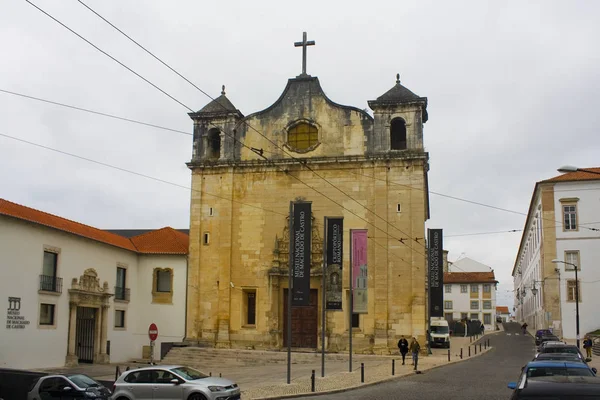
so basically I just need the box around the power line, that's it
[445,229,522,238]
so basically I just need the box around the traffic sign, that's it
[148,323,158,341]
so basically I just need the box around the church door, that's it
[76,307,96,363]
[283,289,318,348]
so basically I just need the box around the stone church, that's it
[185,35,430,354]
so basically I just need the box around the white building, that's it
[442,269,498,331]
[449,257,493,273]
[496,306,510,322]
[512,168,600,339]
[0,198,188,369]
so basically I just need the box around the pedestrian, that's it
[409,337,421,371]
[480,322,485,335]
[398,336,409,365]
[521,322,528,335]
[583,336,593,358]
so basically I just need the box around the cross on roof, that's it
[294,32,315,76]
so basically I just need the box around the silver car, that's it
[111,365,240,400]
[28,374,111,400]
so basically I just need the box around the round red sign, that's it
[148,323,158,341]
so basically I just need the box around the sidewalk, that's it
[36,332,498,399]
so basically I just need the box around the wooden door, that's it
[283,289,318,348]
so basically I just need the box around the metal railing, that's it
[114,286,130,301]
[39,275,62,293]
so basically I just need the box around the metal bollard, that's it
[447,349,450,362]
[460,348,463,359]
[479,343,482,352]
[209,372,212,377]
[115,366,121,380]
[468,346,471,357]
[126,366,130,371]
[219,373,222,378]
[392,359,395,376]
[484,340,487,349]
[361,363,364,383]
[311,370,315,392]
[475,344,477,355]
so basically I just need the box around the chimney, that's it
[443,250,449,273]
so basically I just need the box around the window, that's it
[445,313,453,321]
[115,267,127,301]
[471,285,479,293]
[444,301,453,310]
[244,290,256,326]
[483,313,491,324]
[206,128,221,160]
[396,203,401,213]
[470,313,479,320]
[209,207,214,217]
[461,312,468,320]
[563,204,577,231]
[203,232,210,245]
[470,300,479,310]
[483,284,491,293]
[351,313,360,328]
[567,280,581,302]
[445,285,452,293]
[287,123,318,151]
[483,300,492,309]
[40,303,55,325]
[565,251,580,271]
[156,270,172,293]
[41,251,58,291]
[460,284,468,293]
[390,118,407,150]
[114,310,125,328]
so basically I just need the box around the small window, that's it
[390,118,407,150]
[567,280,581,302]
[483,284,491,293]
[206,128,221,160]
[444,301,453,310]
[156,270,172,293]
[444,313,453,321]
[115,310,125,328]
[565,251,580,271]
[209,207,214,217]
[287,123,318,151]
[470,300,479,310]
[563,204,577,231]
[396,203,401,213]
[351,313,360,328]
[40,304,55,325]
[244,290,256,326]
[470,313,478,320]
[445,285,452,293]
[461,312,468,320]
[471,285,479,293]
[483,313,492,324]
[483,300,492,309]
[203,232,210,245]
[460,284,468,293]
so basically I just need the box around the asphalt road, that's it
[296,322,534,400]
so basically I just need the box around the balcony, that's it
[114,286,130,302]
[39,275,62,294]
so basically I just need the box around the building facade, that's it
[442,271,498,331]
[512,168,600,339]
[0,199,188,369]
[496,306,510,322]
[185,50,431,354]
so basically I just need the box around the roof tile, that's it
[542,167,600,183]
[443,271,497,284]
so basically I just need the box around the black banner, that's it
[325,217,343,310]
[428,229,444,318]
[292,202,312,306]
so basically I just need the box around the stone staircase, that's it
[593,338,600,356]
[161,346,391,368]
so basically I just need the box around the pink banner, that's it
[351,229,368,313]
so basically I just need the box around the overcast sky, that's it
[2,1,599,308]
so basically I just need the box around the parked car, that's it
[537,343,590,362]
[28,374,111,400]
[533,353,586,363]
[534,329,554,345]
[111,365,240,400]
[536,335,561,350]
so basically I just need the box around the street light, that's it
[557,165,600,175]
[552,259,580,348]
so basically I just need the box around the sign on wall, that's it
[351,229,368,314]
[6,297,30,329]
[325,217,343,310]
[428,229,444,318]
[292,202,312,306]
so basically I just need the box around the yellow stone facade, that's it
[185,74,430,354]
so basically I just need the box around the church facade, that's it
[185,38,430,354]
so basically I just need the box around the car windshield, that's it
[431,326,449,334]
[543,347,579,355]
[170,367,209,381]
[527,367,593,378]
[67,374,100,388]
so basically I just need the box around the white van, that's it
[430,318,451,348]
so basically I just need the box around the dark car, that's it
[533,353,586,363]
[27,374,111,400]
[536,334,561,350]
[538,343,590,362]
[535,329,554,345]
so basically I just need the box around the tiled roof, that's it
[496,306,510,314]
[195,94,239,114]
[542,167,600,183]
[130,227,189,255]
[444,271,497,284]
[0,198,188,254]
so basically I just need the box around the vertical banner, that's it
[428,228,444,318]
[325,217,344,310]
[351,229,368,314]
[292,202,312,306]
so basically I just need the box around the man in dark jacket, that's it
[398,336,409,365]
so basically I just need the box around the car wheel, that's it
[188,393,207,400]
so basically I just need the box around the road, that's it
[295,322,534,400]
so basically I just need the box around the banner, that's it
[325,217,343,310]
[428,228,444,318]
[292,202,312,306]
[351,229,368,314]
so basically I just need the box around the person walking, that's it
[521,322,528,335]
[583,336,593,358]
[409,337,421,371]
[398,336,409,365]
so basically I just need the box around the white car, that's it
[111,365,240,400]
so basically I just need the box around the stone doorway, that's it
[283,289,318,348]
[76,307,96,363]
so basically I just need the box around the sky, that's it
[2,0,599,309]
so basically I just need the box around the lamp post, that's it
[557,166,600,175]
[531,283,538,331]
[552,259,580,348]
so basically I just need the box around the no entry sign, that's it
[148,323,158,341]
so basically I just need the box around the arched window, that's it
[390,118,407,150]
[206,128,221,160]
[287,123,318,152]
